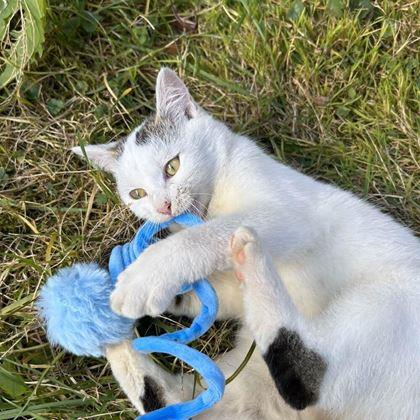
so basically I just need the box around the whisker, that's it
[185,198,209,223]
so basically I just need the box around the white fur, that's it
[74,68,420,419]
[231,226,420,419]
[106,341,195,414]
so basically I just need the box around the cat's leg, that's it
[111,207,319,319]
[230,226,419,418]
[167,271,243,320]
[159,226,243,320]
[107,335,317,420]
[230,226,326,411]
[106,337,277,419]
[107,338,264,418]
[106,340,196,415]
[202,328,326,420]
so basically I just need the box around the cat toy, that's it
[37,213,225,419]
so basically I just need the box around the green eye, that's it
[129,188,147,199]
[165,155,180,178]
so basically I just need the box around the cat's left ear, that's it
[71,142,119,173]
[155,68,198,122]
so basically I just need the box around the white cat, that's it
[72,68,420,419]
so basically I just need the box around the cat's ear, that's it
[71,142,119,173]
[155,68,198,121]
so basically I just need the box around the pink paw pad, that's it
[236,249,246,265]
[230,234,247,265]
[234,270,245,283]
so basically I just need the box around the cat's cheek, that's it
[128,201,150,221]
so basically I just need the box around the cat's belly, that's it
[208,261,332,320]
[276,260,330,318]
[171,252,338,321]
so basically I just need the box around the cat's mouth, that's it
[165,194,203,218]
[152,196,207,222]
[166,205,202,220]
[152,204,201,223]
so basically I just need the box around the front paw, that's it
[110,268,146,319]
[110,264,177,319]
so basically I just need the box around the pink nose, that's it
[157,201,172,215]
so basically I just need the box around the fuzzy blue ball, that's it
[37,263,134,357]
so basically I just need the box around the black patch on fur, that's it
[263,327,327,410]
[115,136,128,157]
[135,121,151,145]
[141,375,166,412]
[174,295,183,306]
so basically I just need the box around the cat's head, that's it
[72,68,223,223]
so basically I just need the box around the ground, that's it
[0,0,419,418]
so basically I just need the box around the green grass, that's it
[1,0,419,418]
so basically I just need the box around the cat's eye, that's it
[129,188,147,200]
[165,155,180,178]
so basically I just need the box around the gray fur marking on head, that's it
[135,116,178,146]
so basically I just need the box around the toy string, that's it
[108,213,225,419]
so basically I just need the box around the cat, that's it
[72,68,420,419]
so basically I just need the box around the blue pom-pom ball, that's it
[38,263,134,357]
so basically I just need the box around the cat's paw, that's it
[106,341,167,413]
[230,226,262,283]
[110,251,179,319]
[110,271,176,319]
[109,268,147,319]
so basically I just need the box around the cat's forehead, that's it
[117,116,182,166]
[134,115,178,146]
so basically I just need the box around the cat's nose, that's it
[157,200,172,215]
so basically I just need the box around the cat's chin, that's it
[139,201,206,224]
[150,214,173,223]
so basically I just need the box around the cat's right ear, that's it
[71,142,118,173]
[155,68,198,122]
